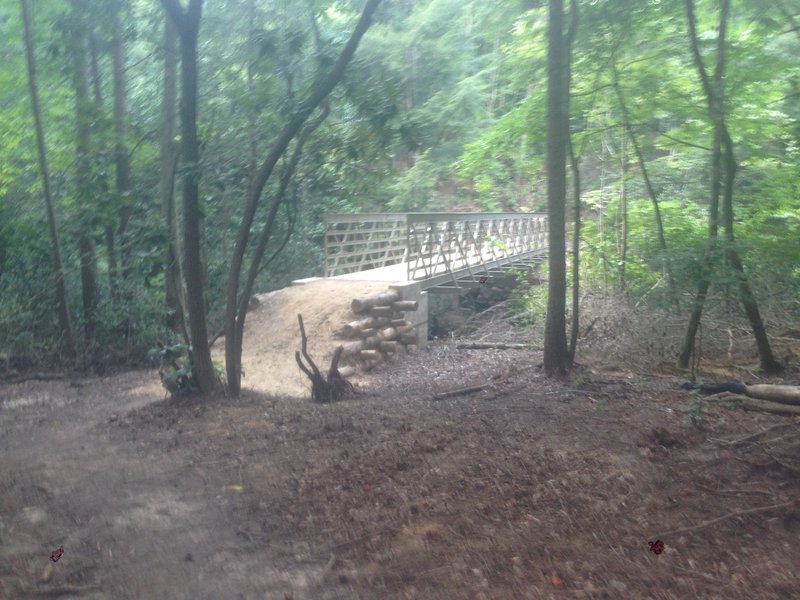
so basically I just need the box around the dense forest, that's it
[1,0,798,389]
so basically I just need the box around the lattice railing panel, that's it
[324,214,408,276]
[323,212,548,280]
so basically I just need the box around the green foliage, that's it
[508,266,548,326]
[2,0,800,373]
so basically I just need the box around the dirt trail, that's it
[1,300,799,598]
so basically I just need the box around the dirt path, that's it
[2,332,799,598]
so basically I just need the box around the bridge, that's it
[264,212,550,391]
[322,212,549,292]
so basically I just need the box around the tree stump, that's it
[295,314,353,403]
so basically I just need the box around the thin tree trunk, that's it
[719,129,781,372]
[230,106,330,389]
[565,0,580,364]
[88,26,121,304]
[679,0,780,373]
[617,134,627,293]
[543,0,569,376]
[113,2,133,284]
[69,0,100,351]
[224,0,383,396]
[611,61,678,308]
[159,17,185,337]
[161,0,218,393]
[20,0,76,359]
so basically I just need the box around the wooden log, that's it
[343,316,391,337]
[378,327,398,341]
[713,393,800,415]
[343,317,375,337]
[341,340,364,357]
[396,324,415,335]
[400,332,418,344]
[360,349,381,361]
[391,300,418,312]
[351,290,401,314]
[391,318,411,327]
[379,341,398,352]
[359,328,376,339]
[432,383,489,400]
[337,365,356,378]
[745,384,800,405]
[370,306,394,317]
[363,335,381,349]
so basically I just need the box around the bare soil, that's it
[2,300,800,599]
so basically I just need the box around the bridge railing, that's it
[406,213,548,283]
[324,213,408,277]
[324,212,548,279]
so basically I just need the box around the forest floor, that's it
[2,306,800,599]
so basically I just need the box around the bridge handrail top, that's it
[325,212,548,223]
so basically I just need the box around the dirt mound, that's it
[214,278,393,398]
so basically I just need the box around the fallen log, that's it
[370,306,395,317]
[745,384,800,405]
[715,393,800,416]
[358,328,376,339]
[456,342,537,350]
[396,324,415,335]
[391,318,411,327]
[351,290,401,314]
[379,341,398,352]
[432,383,490,400]
[391,300,418,312]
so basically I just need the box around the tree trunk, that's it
[543,0,570,376]
[566,0,579,364]
[617,134,627,293]
[69,0,100,351]
[113,2,133,283]
[20,0,77,359]
[224,0,383,396]
[88,28,121,304]
[679,0,780,373]
[161,0,218,393]
[158,16,185,337]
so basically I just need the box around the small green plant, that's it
[149,343,225,396]
[684,393,705,427]
[594,398,607,416]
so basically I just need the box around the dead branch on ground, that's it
[456,342,539,350]
[655,499,798,539]
[432,383,490,400]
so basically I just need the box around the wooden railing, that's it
[324,212,548,281]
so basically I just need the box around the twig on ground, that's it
[726,421,800,446]
[693,482,777,498]
[432,383,490,400]
[655,499,798,539]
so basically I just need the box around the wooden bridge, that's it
[323,212,549,292]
